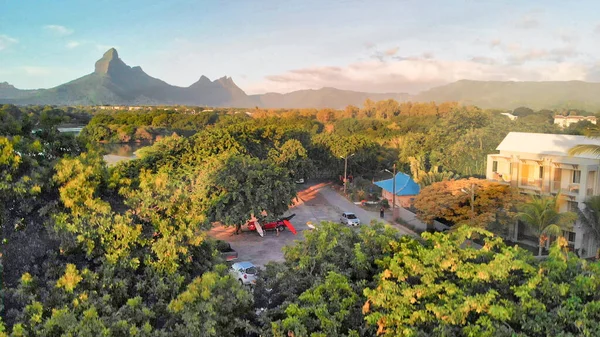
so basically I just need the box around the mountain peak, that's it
[95,48,127,75]
[103,48,119,60]
[0,81,16,89]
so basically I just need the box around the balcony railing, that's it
[520,178,542,189]
[490,172,511,184]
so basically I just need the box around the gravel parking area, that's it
[207,182,416,267]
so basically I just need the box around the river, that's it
[58,125,153,165]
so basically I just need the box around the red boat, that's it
[247,214,297,235]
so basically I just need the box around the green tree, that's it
[518,194,577,256]
[577,195,600,258]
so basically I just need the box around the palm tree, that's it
[518,194,577,256]
[568,128,600,156]
[577,195,600,258]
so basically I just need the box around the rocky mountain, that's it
[0,48,407,108]
[6,49,600,110]
[414,79,600,110]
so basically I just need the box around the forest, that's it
[2,101,600,336]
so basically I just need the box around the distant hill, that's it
[252,87,410,109]
[414,80,600,110]
[0,48,407,108]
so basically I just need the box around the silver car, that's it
[340,212,361,226]
[230,261,257,286]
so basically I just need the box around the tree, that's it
[413,178,523,232]
[200,154,297,226]
[569,128,600,156]
[364,226,600,336]
[167,265,255,337]
[578,195,600,258]
[518,194,577,256]
[270,139,316,181]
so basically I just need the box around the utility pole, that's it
[392,163,396,212]
[384,163,398,218]
[341,153,355,195]
[461,183,476,220]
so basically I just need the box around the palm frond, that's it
[568,144,600,157]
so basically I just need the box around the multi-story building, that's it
[554,115,597,128]
[486,132,600,257]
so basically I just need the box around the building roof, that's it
[374,172,420,196]
[496,132,600,159]
[554,115,596,120]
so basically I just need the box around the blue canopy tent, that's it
[374,172,420,196]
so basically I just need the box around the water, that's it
[57,125,153,163]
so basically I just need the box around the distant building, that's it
[486,132,600,257]
[500,112,518,120]
[374,172,420,208]
[554,115,597,128]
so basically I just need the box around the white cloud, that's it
[21,66,54,76]
[43,25,73,36]
[0,34,18,51]
[514,15,540,29]
[66,41,81,49]
[246,57,589,94]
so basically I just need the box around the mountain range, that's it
[1,48,600,110]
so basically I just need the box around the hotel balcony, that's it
[490,172,511,184]
[519,177,542,190]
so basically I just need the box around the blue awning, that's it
[374,172,420,196]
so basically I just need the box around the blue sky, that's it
[1,0,600,94]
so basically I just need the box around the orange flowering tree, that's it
[413,178,523,231]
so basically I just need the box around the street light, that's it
[341,153,355,195]
[384,163,397,214]
[461,183,476,217]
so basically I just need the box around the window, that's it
[568,201,579,212]
[539,166,544,179]
[492,161,498,172]
[562,230,576,243]
[573,170,581,184]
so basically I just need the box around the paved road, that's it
[207,182,417,267]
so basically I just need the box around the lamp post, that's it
[384,163,397,214]
[341,153,355,195]
[461,183,476,220]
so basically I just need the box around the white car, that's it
[230,261,257,286]
[340,212,361,226]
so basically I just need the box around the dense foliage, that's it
[2,101,600,336]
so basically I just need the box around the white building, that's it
[554,115,597,128]
[500,112,518,121]
[486,132,600,257]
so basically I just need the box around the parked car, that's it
[340,212,361,226]
[216,240,238,261]
[230,261,257,286]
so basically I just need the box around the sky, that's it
[1,0,600,94]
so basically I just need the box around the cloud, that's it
[514,15,540,29]
[471,56,496,65]
[66,41,81,49]
[21,66,54,76]
[43,25,73,36]
[490,39,501,48]
[247,57,590,94]
[384,47,399,56]
[364,42,376,49]
[0,34,18,51]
